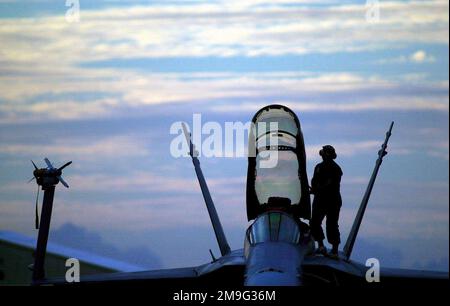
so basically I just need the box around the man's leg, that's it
[325,203,341,256]
[311,199,326,253]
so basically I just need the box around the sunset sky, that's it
[0,0,448,271]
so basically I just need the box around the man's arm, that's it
[310,164,319,194]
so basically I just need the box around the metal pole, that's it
[32,185,55,282]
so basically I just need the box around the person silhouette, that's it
[310,145,343,258]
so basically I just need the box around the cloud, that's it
[0,134,150,159]
[0,70,447,123]
[0,1,447,123]
[212,96,449,113]
[51,223,162,269]
[410,50,436,63]
[12,1,448,60]
[352,237,448,271]
[377,49,437,64]
[306,141,380,160]
[0,1,448,65]
[69,172,198,193]
[305,138,449,162]
[1,0,445,61]
[352,238,403,269]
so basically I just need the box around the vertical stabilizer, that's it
[343,122,394,260]
[182,123,231,256]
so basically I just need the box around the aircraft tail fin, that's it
[181,123,231,256]
[343,121,394,260]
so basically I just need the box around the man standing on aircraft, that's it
[310,145,343,258]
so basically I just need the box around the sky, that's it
[0,0,448,272]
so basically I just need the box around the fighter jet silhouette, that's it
[30,105,448,286]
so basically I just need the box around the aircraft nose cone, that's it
[245,270,300,286]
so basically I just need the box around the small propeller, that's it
[44,158,54,169]
[58,161,72,172]
[28,160,38,183]
[29,158,72,228]
[31,160,38,170]
[57,176,69,188]
[44,157,71,188]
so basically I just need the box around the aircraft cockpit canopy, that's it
[246,105,311,221]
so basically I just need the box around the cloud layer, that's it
[0,1,448,271]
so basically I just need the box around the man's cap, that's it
[319,145,337,159]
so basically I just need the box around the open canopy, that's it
[246,105,311,221]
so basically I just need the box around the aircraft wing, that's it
[378,267,448,285]
[40,266,200,286]
[302,255,448,286]
[42,252,447,286]
[37,249,246,286]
